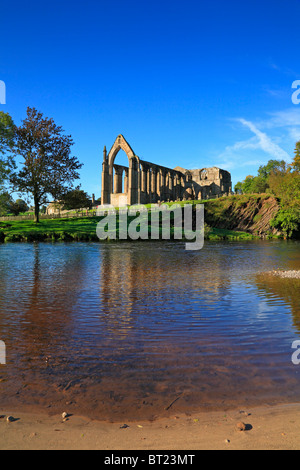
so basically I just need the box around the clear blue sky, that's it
[1,0,300,197]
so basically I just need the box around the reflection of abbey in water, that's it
[99,245,232,335]
[101,135,232,206]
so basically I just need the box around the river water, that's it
[0,240,300,421]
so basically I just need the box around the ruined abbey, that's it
[101,135,232,206]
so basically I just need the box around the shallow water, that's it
[0,240,300,420]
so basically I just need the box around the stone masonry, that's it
[101,135,232,206]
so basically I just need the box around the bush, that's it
[270,208,300,238]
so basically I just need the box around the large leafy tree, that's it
[0,112,15,215]
[235,160,288,195]
[61,187,92,211]
[257,159,286,180]
[268,144,300,237]
[0,111,15,157]
[10,107,83,223]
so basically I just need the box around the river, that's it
[0,240,300,420]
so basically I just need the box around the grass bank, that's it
[0,217,101,243]
[201,194,281,238]
[0,197,282,243]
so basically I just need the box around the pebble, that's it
[239,410,251,417]
[270,270,300,279]
[236,422,247,432]
[6,416,15,423]
[62,412,69,419]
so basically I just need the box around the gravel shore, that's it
[269,271,300,279]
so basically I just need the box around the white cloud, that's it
[258,108,300,129]
[289,127,300,142]
[216,117,291,172]
[238,118,290,160]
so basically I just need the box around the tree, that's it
[248,176,269,194]
[242,175,255,194]
[61,188,92,211]
[0,112,15,185]
[291,141,300,172]
[233,148,300,237]
[10,107,83,223]
[14,199,29,214]
[268,153,300,237]
[0,112,16,215]
[234,160,288,195]
[258,159,286,180]
[0,112,15,156]
[0,191,12,216]
[234,181,243,194]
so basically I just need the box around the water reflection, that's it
[256,274,300,333]
[0,241,300,420]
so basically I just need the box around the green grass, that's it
[0,217,102,242]
[0,210,259,244]
[205,226,255,241]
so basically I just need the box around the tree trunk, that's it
[34,199,40,224]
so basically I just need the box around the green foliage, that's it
[0,112,16,216]
[9,107,83,223]
[9,199,29,215]
[268,165,300,237]
[0,213,260,244]
[0,194,29,216]
[205,226,255,241]
[235,160,287,195]
[233,148,300,238]
[61,187,92,210]
[0,112,15,156]
[291,141,300,172]
[234,181,243,194]
[257,160,286,179]
[0,191,12,216]
[270,208,300,238]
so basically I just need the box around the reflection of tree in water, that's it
[256,273,300,333]
[0,243,90,412]
[20,244,88,351]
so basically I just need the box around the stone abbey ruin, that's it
[101,135,232,206]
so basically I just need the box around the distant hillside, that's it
[203,194,281,237]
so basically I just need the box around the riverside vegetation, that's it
[0,195,286,243]
[1,108,300,241]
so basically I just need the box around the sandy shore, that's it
[0,403,300,450]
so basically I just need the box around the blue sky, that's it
[1,0,300,196]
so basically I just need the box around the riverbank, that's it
[204,194,281,237]
[0,211,279,243]
[1,403,300,450]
